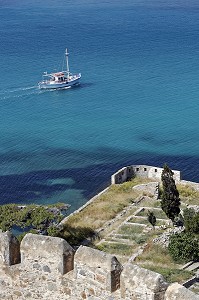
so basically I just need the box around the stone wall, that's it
[0,230,20,266]
[75,246,122,294]
[0,231,198,300]
[120,263,168,300]
[111,165,181,184]
[165,282,199,300]
[20,233,75,275]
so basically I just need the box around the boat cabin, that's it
[52,72,66,82]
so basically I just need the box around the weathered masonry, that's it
[111,165,181,184]
[0,231,198,300]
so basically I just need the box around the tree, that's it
[161,164,181,223]
[168,232,199,263]
[147,211,156,229]
[183,208,199,234]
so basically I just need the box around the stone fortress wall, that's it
[0,164,199,300]
[111,165,181,184]
[0,231,198,300]
[62,165,181,224]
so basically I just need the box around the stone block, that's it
[164,282,199,300]
[0,231,20,266]
[120,263,168,299]
[74,246,122,293]
[20,233,75,275]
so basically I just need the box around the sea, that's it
[1,0,199,214]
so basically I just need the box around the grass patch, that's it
[153,200,162,208]
[140,264,194,284]
[177,184,199,205]
[155,219,168,226]
[118,224,144,235]
[128,217,167,227]
[118,233,148,244]
[136,197,160,208]
[64,178,152,230]
[97,242,134,256]
[136,242,177,267]
[136,208,168,219]
[128,217,149,225]
[190,285,199,294]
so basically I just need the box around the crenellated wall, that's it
[111,165,181,184]
[20,233,75,275]
[0,231,198,300]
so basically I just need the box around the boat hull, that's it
[38,75,81,90]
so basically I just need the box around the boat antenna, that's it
[65,48,70,79]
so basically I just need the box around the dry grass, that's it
[177,184,199,206]
[64,178,151,229]
[97,242,136,256]
[128,217,149,225]
[136,241,180,268]
[136,198,161,208]
[62,178,196,286]
[128,216,167,227]
[135,208,167,219]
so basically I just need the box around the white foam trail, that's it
[0,89,39,101]
[0,86,37,95]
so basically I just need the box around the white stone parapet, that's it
[111,164,181,184]
[0,231,198,299]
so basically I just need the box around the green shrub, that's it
[58,224,97,246]
[147,211,156,228]
[183,208,199,234]
[168,232,199,263]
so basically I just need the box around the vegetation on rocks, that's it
[177,184,199,205]
[168,207,199,263]
[0,203,68,240]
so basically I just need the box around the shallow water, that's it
[0,0,199,211]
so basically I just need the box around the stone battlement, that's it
[111,164,181,184]
[0,231,198,300]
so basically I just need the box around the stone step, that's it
[186,262,199,272]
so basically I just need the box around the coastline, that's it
[61,164,199,225]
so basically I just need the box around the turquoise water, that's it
[1,0,199,212]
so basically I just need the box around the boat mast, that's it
[65,48,70,79]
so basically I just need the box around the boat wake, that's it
[0,86,39,100]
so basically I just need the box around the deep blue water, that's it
[1,0,199,212]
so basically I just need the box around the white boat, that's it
[38,49,81,89]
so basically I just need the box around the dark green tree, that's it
[147,210,156,229]
[168,232,199,263]
[161,164,181,223]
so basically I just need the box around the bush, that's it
[183,208,199,234]
[58,224,97,245]
[168,232,199,263]
[147,211,156,228]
